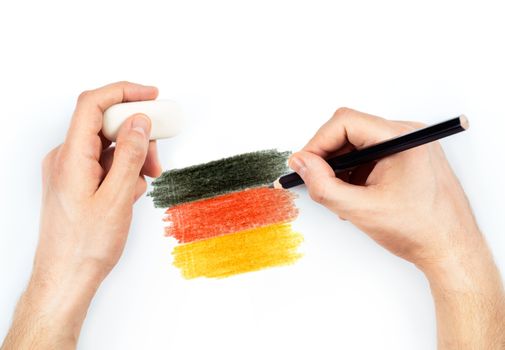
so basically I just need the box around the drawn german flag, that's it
[150,150,303,279]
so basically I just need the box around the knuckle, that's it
[397,120,427,131]
[393,123,416,136]
[51,151,71,182]
[333,107,352,120]
[116,80,131,86]
[413,144,431,158]
[396,120,426,129]
[55,147,72,167]
[41,145,62,173]
[77,90,93,103]
[309,181,330,205]
[53,148,80,181]
[41,153,55,183]
[41,149,55,171]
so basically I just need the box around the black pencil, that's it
[273,115,469,189]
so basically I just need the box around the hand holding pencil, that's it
[288,108,477,266]
[288,107,505,347]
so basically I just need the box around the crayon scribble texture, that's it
[173,223,303,279]
[149,149,291,207]
[164,187,298,243]
[150,149,303,279]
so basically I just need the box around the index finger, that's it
[64,81,158,160]
[302,107,402,158]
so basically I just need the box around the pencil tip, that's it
[272,178,282,189]
[459,115,469,130]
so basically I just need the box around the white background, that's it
[1,1,504,349]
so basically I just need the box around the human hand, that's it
[36,81,161,283]
[2,82,162,348]
[289,107,482,270]
[289,108,505,348]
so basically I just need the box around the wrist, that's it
[22,260,105,342]
[417,233,503,296]
[3,280,92,349]
[416,231,505,348]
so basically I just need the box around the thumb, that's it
[99,114,151,204]
[289,151,372,213]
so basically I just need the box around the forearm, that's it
[420,235,505,349]
[2,292,71,349]
[2,266,101,350]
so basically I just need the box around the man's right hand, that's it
[290,107,480,269]
[289,107,505,349]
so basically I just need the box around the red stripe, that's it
[164,187,298,243]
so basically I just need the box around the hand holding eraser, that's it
[102,100,183,141]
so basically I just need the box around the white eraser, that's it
[102,100,183,141]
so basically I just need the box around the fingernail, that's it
[289,155,307,178]
[131,115,150,138]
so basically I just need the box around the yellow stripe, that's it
[172,223,303,279]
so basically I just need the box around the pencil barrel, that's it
[278,116,467,189]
